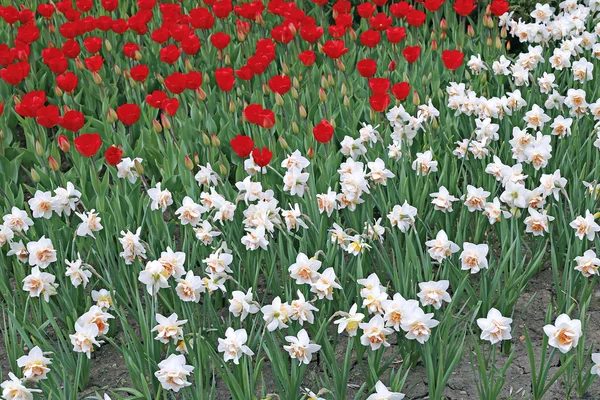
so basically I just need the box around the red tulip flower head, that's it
[490,0,509,16]
[402,46,421,63]
[454,0,476,16]
[391,82,410,100]
[322,40,348,59]
[313,119,334,143]
[230,134,254,157]
[105,145,123,166]
[74,133,102,157]
[268,75,291,95]
[252,147,273,167]
[116,104,141,125]
[215,67,235,91]
[357,59,377,78]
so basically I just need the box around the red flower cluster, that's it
[243,104,275,129]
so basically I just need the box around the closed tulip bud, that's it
[35,141,43,156]
[292,76,300,89]
[237,31,246,41]
[431,39,438,51]
[440,31,447,40]
[319,88,327,103]
[336,59,345,72]
[229,100,236,113]
[481,72,488,84]
[152,119,162,132]
[343,95,350,108]
[262,83,269,95]
[0,130,3,140]
[202,132,210,145]
[156,73,164,84]
[341,83,347,97]
[299,104,307,118]
[93,72,102,84]
[349,28,357,41]
[307,147,314,159]
[219,163,228,175]
[58,135,70,152]
[388,61,396,71]
[107,108,118,123]
[48,156,59,171]
[465,70,471,80]
[330,119,336,129]
[275,93,284,106]
[76,58,84,70]
[134,159,144,175]
[501,27,507,38]
[282,62,289,75]
[185,58,193,72]
[160,114,171,130]
[196,87,207,101]
[184,155,194,170]
[134,50,142,61]
[467,25,475,37]
[506,41,511,51]
[122,69,130,80]
[104,39,112,52]
[278,136,288,150]
[495,36,502,49]
[291,87,299,99]
[224,53,230,65]
[320,75,328,89]
[402,72,410,81]
[49,24,55,34]
[194,153,199,164]
[217,50,223,61]
[487,36,492,47]
[317,42,323,53]
[413,90,420,105]
[430,31,436,41]
[440,18,447,31]
[485,4,492,15]
[292,120,299,133]
[211,134,220,147]
[31,168,40,183]
[54,86,63,97]
[236,87,243,97]
[327,74,334,87]
[432,119,439,130]
[256,13,264,25]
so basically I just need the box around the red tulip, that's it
[230,134,254,158]
[357,3,376,18]
[181,34,201,55]
[424,0,445,12]
[189,7,215,30]
[454,0,476,16]
[215,67,235,92]
[369,94,391,112]
[74,133,102,157]
[252,147,272,167]
[36,105,60,128]
[490,0,509,16]
[402,46,421,63]
[210,32,231,49]
[386,27,406,44]
[58,110,85,132]
[165,72,187,94]
[357,59,377,78]
[101,0,118,12]
[15,90,46,118]
[322,40,348,59]
[123,42,140,59]
[369,13,392,31]
[83,37,102,53]
[146,90,168,108]
[268,75,291,95]
[441,49,464,70]
[313,119,334,143]
[130,64,149,82]
[391,82,410,100]
[298,50,316,66]
[116,104,141,125]
[406,9,426,27]
[360,30,381,48]
[390,1,412,18]
[58,134,70,152]
[369,78,390,95]
[159,44,181,64]
[56,72,78,93]
[185,72,203,90]
[62,40,80,58]
[105,145,123,166]
[84,55,103,72]
[299,25,324,43]
[162,98,179,117]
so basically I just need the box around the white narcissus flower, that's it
[459,243,489,274]
[119,227,147,265]
[51,182,81,217]
[175,196,207,226]
[1,372,41,399]
[477,308,513,344]
[65,254,92,288]
[261,297,289,331]
[340,136,367,159]
[154,354,194,392]
[574,250,600,277]
[387,201,417,232]
[70,323,102,358]
[22,267,57,302]
[194,220,221,245]
[203,247,233,275]
[543,314,582,353]
[281,150,310,170]
[462,185,490,212]
[317,188,338,217]
[229,288,259,320]
[591,353,600,377]
[138,260,169,295]
[26,236,57,269]
[283,167,310,197]
[116,157,142,183]
[382,294,419,331]
[289,290,319,325]
[235,176,262,204]
[524,208,554,236]
[367,158,395,185]
[334,303,365,336]
[176,271,204,302]
[92,289,113,311]
[7,240,28,263]
[281,204,308,232]
[75,209,103,238]
[359,315,393,350]
[569,210,600,241]
[366,380,405,400]
[412,150,438,176]
[289,253,321,285]
[241,226,269,251]
[152,313,187,344]
[425,230,459,262]
[284,329,321,365]
[76,306,114,336]
[17,346,52,382]
[430,186,458,213]
[159,247,186,279]
[148,182,173,212]
[218,328,254,364]
[310,268,341,300]
[417,280,452,309]
[194,163,219,187]
[523,104,551,130]
[400,307,439,344]
[28,190,54,219]
[0,223,15,247]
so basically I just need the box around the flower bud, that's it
[93,72,102,84]
[185,58,193,72]
[349,28,357,41]
[440,18,447,31]
[282,62,289,75]
[327,74,334,87]
[229,100,236,113]
[224,53,230,65]
[506,41,511,51]
[185,155,194,170]
[219,163,228,175]
[49,24,55,34]
[237,32,246,42]
[160,114,171,130]
[487,36,492,47]
[320,75,328,90]
[291,87,299,99]
[152,119,162,132]
[194,153,200,165]
[336,59,345,72]
[299,104,307,118]
[413,90,420,105]
[107,108,118,123]
[495,36,502,50]
[54,86,63,97]
[341,83,347,97]
[134,50,142,61]
[35,140,44,156]
[292,121,299,133]
[432,119,439,130]
[501,27,507,38]
[275,93,284,106]
[114,65,121,75]
[343,95,350,107]
[196,87,207,101]
[431,39,438,51]
[58,135,70,152]
[31,168,40,183]
[388,61,397,72]
[440,31,447,40]
[104,39,112,52]
[211,134,220,147]
[134,159,144,175]
[292,76,300,89]
[156,73,164,84]
[467,25,475,37]
[278,136,288,150]
[202,132,210,145]
[76,58,84,70]
[319,88,327,103]
[48,156,59,171]
[307,147,314,159]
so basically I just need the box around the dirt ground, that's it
[1,266,599,399]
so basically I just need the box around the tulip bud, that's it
[156,74,164,84]
[31,168,40,183]
[107,108,118,123]
[194,153,200,165]
[134,50,142,61]
[307,147,314,159]
[217,50,223,61]
[501,27,507,38]
[160,114,171,130]
[288,23,297,36]
[237,32,246,41]
[219,163,228,175]
[431,39,438,51]
[341,83,347,97]
[495,36,502,50]
[224,53,230,65]
[485,4,492,15]
[48,156,59,171]
[327,74,334,87]
[292,76,300,89]
[467,25,475,37]
[152,119,163,132]
[388,61,397,72]
[330,119,336,129]
[291,87,299,99]
[196,87,207,101]
[275,93,284,106]
[317,42,323,53]
[320,75,328,89]
[229,100,236,113]
[343,95,350,107]
[506,41,511,51]
[319,88,327,103]
[278,136,288,150]
[487,36,492,47]
[184,155,194,170]
[54,86,64,97]
[262,83,270,95]
[236,87,243,97]
[292,121,299,133]
[299,104,307,118]
[93,72,103,84]
[0,130,3,140]
[122,69,131,80]
[202,132,211,146]
[211,134,220,147]
[49,24,55,34]
[440,31,447,40]
[58,135,70,152]
[185,58,193,72]
[336,59,345,72]
[369,109,376,121]
[413,90,420,106]
[76,58,84,70]
[35,140,43,156]
[430,30,436,42]
[432,119,439,130]
[349,28,357,41]
[282,62,289,75]
[134,159,144,175]
[104,39,112,52]
[440,18,447,31]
